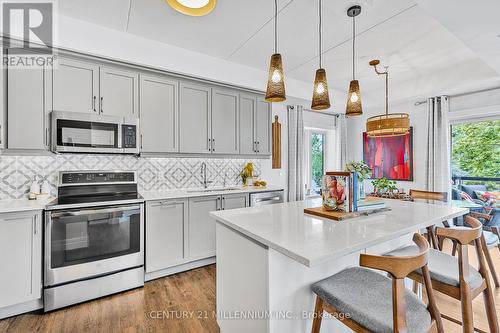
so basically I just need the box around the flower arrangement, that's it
[345,161,372,181]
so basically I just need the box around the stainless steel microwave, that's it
[51,111,139,154]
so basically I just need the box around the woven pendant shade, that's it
[265,53,286,102]
[366,113,410,137]
[345,79,362,116]
[311,69,330,110]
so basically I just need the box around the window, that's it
[305,130,326,196]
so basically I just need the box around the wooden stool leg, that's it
[481,237,500,288]
[311,297,324,333]
[460,285,474,333]
[482,284,500,333]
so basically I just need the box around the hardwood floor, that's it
[1,241,499,333]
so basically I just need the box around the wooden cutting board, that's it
[304,206,390,221]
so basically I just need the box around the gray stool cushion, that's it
[312,267,431,333]
[385,246,483,289]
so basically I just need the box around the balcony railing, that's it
[452,176,500,191]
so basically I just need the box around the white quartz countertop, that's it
[141,186,284,201]
[0,198,50,214]
[210,198,468,267]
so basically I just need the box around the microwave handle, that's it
[51,205,141,218]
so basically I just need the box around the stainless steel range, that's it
[44,171,144,311]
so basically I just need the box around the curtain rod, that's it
[414,86,500,106]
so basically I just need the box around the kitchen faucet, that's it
[201,162,213,189]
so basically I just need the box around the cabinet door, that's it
[211,88,239,154]
[222,193,248,210]
[255,98,272,155]
[99,66,139,117]
[188,195,220,260]
[0,211,41,308]
[52,58,99,114]
[239,94,256,155]
[179,82,211,153]
[140,75,179,153]
[145,200,187,273]
[7,65,48,150]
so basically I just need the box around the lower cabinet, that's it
[145,193,249,278]
[145,199,187,273]
[0,211,42,314]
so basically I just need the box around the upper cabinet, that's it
[50,57,138,118]
[211,88,239,154]
[52,58,99,114]
[99,66,138,117]
[140,75,179,153]
[239,94,271,155]
[179,82,212,154]
[7,50,51,150]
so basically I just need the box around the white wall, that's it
[346,89,500,194]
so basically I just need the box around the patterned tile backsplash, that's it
[0,154,262,200]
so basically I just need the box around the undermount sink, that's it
[187,187,240,193]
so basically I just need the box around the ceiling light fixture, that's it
[345,5,362,117]
[265,0,286,102]
[165,0,216,16]
[365,60,410,137]
[311,0,330,110]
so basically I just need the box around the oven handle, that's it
[50,205,141,218]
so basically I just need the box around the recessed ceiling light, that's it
[166,0,216,16]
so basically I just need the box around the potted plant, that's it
[346,161,372,199]
[371,177,397,195]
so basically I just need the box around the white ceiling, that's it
[58,0,500,105]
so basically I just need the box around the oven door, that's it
[45,204,144,287]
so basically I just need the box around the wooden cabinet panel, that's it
[188,196,219,260]
[179,82,211,153]
[140,75,179,153]
[239,94,256,155]
[99,66,139,117]
[145,200,187,273]
[211,88,239,154]
[222,193,248,210]
[0,211,41,308]
[52,58,99,114]
[255,98,272,155]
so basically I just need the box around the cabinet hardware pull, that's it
[257,141,260,153]
[93,96,97,112]
[140,134,143,149]
[45,128,49,147]
[100,97,103,113]
[208,138,211,151]
[33,215,37,234]
[0,124,2,145]
[212,138,215,152]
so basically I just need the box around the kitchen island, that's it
[210,198,467,333]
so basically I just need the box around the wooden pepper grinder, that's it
[272,115,281,169]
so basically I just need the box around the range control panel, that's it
[61,171,136,185]
[122,124,137,148]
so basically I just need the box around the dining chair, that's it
[409,189,448,250]
[311,233,443,333]
[386,216,499,333]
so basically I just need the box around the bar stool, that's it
[311,233,443,333]
[386,216,499,333]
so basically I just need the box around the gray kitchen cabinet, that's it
[52,58,99,114]
[145,200,187,273]
[211,88,239,154]
[179,82,211,153]
[140,75,179,153]
[7,58,51,150]
[0,211,42,311]
[222,193,249,210]
[99,66,139,117]
[239,93,271,155]
[255,97,272,155]
[239,93,257,154]
[188,195,220,260]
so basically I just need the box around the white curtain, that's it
[287,105,304,201]
[333,114,347,170]
[425,96,451,196]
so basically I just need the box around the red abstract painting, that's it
[363,128,413,181]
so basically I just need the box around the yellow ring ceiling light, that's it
[166,0,217,16]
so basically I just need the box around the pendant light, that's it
[345,5,362,117]
[365,60,410,137]
[311,0,331,110]
[265,0,286,102]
